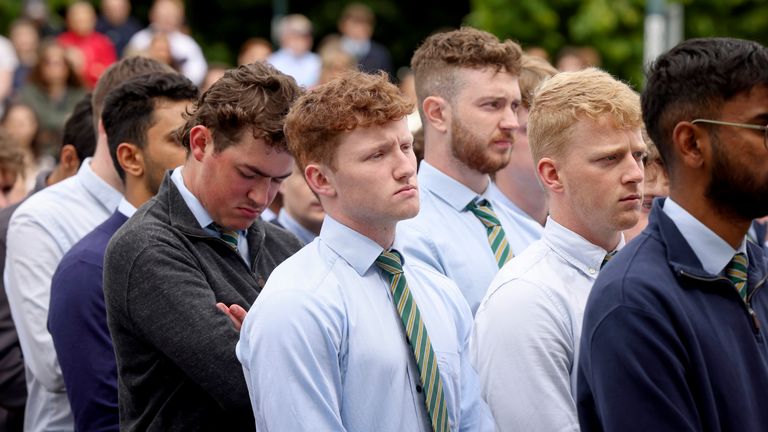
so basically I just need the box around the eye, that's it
[239,170,256,179]
[401,142,413,152]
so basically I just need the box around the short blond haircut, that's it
[285,71,413,172]
[519,55,558,109]
[411,27,522,111]
[528,67,641,163]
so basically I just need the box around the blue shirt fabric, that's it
[397,161,542,314]
[48,201,135,432]
[487,183,545,239]
[236,215,494,431]
[578,198,768,431]
[276,208,317,245]
[267,49,321,88]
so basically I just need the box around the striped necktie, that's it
[208,222,239,250]
[601,250,618,269]
[725,252,748,302]
[466,198,512,268]
[376,250,449,432]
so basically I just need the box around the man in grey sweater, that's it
[103,62,303,431]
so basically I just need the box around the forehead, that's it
[566,116,643,152]
[454,67,519,98]
[719,85,768,119]
[338,117,410,150]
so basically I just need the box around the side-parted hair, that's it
[102,73,198,181]
[519,55,558,109]
[528,67,642,164]
[179,62,301,153]
[62,93,97,163]
[410,27,522,114]
[92,56,175,133]
[285,71,413,172]
[642,37,768,169]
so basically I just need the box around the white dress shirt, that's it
[267,49,321,88]
[126,28,207,85]
[4,158,121,431]
[471,217,623,432]
[237,215,494,431]
[397,161,542,314]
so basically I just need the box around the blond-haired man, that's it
[472,68,645,431]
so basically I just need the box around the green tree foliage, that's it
[467,0,768,88]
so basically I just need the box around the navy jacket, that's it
[578,199,768,432]
[49,210,128,432]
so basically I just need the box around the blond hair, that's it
[528,67,641,163]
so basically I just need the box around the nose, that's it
[247,177,274,210]
[622,154,645,185]
[393,147,417,181]
[499,105,520,131]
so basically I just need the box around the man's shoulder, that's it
[11,176,82,219]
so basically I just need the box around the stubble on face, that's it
[706,132,768,219]
[450,115,512,175]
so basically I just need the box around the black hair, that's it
[62,93,97,163]
[101,72,198,181]
[642,37,768,169]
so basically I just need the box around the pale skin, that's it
[422,67,520,194]
[538,117,645,252]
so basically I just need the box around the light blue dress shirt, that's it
[170,167,250,265]
[662,198,748,275]
[472,217,623,431]
[267,49,321,88]
[4,158,121,431]
[487,183,545,238]
[277,208,317,245]
[236,215,493,431]
[397,161,542,314]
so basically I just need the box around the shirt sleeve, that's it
[577,304,701,432]
[471,279,579,432]
[237,288,347,431]
[4,212,66,392]
[118,243,251,412]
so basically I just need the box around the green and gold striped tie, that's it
[208,222,239,250]
[726,252,749,302]
[376,250,449,432]
[466,199,512,268]
[601,250,618,269]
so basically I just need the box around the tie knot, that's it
[466,198,501,227]
[376,249,404,275]
[601,250,618,269]
[208,222,239,250]
[726,252,748,301]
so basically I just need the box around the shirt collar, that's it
[418,161,492,211]
[78,157,122,213]
[278,209,317,245]
[117,198,137,218]
[171,166,215,230]
[320,215,389,276]
[662,197,748,275]
[544,216,625,279]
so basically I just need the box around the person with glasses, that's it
[577,37,768,431]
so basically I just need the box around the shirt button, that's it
[416,384,423,393]
[588,268,596,275]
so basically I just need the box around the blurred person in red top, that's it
[57,1,117,88]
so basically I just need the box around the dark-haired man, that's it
[103,62,303,430]
[0,93,94,432]
[578,37,768,431]
[4,57,171,431]
[49,72,196,432]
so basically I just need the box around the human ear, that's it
[422,96,449,133]
[672,121,706,169]
[304,163,336,198]
[537,157,563,193]
[188,125,212,162]
[116,142,143,178]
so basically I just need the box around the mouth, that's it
[237,207,261,218]
[396,184,418,195]
[619,194,641,203]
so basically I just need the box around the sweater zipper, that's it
[678,270,767,336]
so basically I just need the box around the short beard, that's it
[450,117,511,175]
[705,132,768,220]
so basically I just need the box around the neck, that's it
[329,210,395,250]
[124,178,153,209]
[424,143,489,195]
[494,174,548,225]
[90,135,125,193]
[669,184,751,249]
[549,203,621,252]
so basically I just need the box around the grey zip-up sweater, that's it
[104,174,302,431]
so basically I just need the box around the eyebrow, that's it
[240,164,292,180]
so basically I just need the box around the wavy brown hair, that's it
[410,27,522,110]
[285,71,413,171]
[179,62,301,153]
